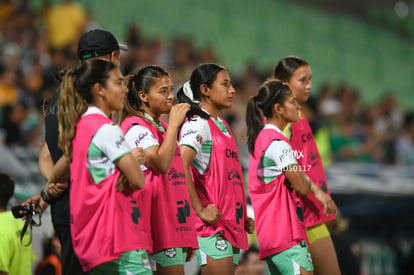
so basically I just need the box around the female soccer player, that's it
[177,63,254,275]
[274,56,340,275]
[246,79,335,275]
[120,65,198,275]
[53,59,151,274]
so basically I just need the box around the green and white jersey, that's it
[179,114,231,175]
[124,113,165,171]
[83,107,131,183]
[260,124,298,183]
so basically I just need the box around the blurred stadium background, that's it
[1,0,414,274]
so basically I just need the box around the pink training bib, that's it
[290,113,334,226]
[70,114,150,271]
[187,117,248,250]
[121,116,198,253]
[248,128,308,259]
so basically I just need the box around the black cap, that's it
[77,29,128,61]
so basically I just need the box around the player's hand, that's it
[244,217,255,234]
[168,103,190,128]
[198,204,221,225]
[131,147,145,165]
[116,174,129,192]
[314,189,337,216]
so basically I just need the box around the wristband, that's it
[40,190,53,204]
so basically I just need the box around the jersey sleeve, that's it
[124,124,159,149]
[179,117,212,174]
[179,117,210,155]
[266,139,298,170]
[93,123,131,162]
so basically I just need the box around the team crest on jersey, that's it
[215,236,228,251]
[196,134,203,144]
[164,248,177,258]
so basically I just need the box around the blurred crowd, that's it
[1,0,413,180]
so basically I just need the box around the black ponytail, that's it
[246,96,265,154]
[246,79,291,154]
[177,63,225,121]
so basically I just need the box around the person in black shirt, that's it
[24,29,128,275]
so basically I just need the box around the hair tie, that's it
[253,96,264,110]
[183,81,201,106]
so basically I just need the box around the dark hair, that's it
[0,172,15,208]
[246,79,291,154]
[274,56,308,82]
[176,63,225,120]
[120,65,169,123]
[58,59,117,156]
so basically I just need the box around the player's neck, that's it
[267,117,287,132]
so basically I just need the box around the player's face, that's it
[101,68,128,112]
[143,75,174,117]
[206,70,236,111]
[286,65,312,103]
[279,91,301,123]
